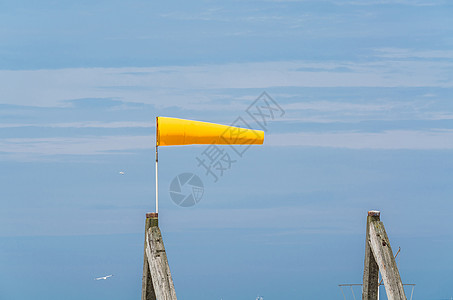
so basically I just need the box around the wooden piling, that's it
[141,212,177,300]
[145,225,177,300]
[369,219,406,300]
[362,210,380,300]
[142,213,158,300]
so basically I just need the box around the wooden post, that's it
[141,212,177,300]
[362,210,380,300]
[145,223,177,300]
[369,219,406,300]
[142,213,158,300]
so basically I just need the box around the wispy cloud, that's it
[374,48,453,59]
[2,128,453,160]
[1,59,452,109]
[1,53,452,160]
[264,0,446,5]
[0,121,154,129]
[333,0,447,6]
[160,7,228,22]
[284,101,395,112]
[267,129,453,149]
[0,135,153,156]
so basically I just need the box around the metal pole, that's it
[339,286,346,300]
[155,145,158,214]
[378,274,379,300]
[155,116,159,214]
[350,285,357,300]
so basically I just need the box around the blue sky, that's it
[1,0,453,299]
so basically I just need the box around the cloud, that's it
[374,48,453,59]
[160,7,229,22]
[267,129,453,149]
[3,128,453,161]
[0,135,154,156]
[0,121,154,129]
[284,101,395,112]
[332,0,446,6]
[1,58,452,109]
[275,98,453,124]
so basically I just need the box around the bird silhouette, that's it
[95,275,113,280]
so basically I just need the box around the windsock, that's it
[156,117,264,146]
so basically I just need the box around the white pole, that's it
[377,273,380,300]
[155,145,158,213]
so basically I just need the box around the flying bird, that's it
[95,275,113,280]
[119,171,125,175]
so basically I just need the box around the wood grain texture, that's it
[142,217,157,300]
[362,215,380,300]
[369,221,406,300]
[145,226,177,300]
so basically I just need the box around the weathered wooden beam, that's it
[145,220,177,300]
[369,218,406,300]
[142,213,158,300]
[362,210,380,300]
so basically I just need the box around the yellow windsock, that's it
[156,117,264,146]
